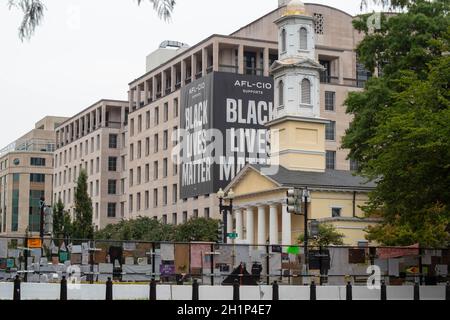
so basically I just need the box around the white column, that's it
[235,209,243,243]
[257,205,267,245]
[282,203,292,248]
[269,204,279,245]
[245,207,254,245]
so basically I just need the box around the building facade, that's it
[124,2,370,225]
[0,116,67,236]
[224,0,377,247]
[52,100,129,231]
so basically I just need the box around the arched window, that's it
[301,78,311,104]
[299,27,308,50]
[281,29,286,52]
[278,80,284,106]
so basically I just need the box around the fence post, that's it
[60,276,67,301]
[272,281,279,301]
[106,277,113,301]
[310,280,316,301]
[233,279,240,301]
[346,281,352,301]
[150,278,157,301]
[380,281,387,301]
[13,275,21,301]
[446,282,450,301]
[192,279,199,301]
[414,281,420,301]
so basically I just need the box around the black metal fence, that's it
[0,236,449,286]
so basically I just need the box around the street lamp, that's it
[302,188,311,278]
[217,188,234,244]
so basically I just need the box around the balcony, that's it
[195,71,203,79]
[320,74,340,84]
[105,121,121,129]
[206,66,213,74]
[219,64,238,73]
[245,67,264,76]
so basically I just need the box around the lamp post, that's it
[217,188,234,244]
[302,188,311,279]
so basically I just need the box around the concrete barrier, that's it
[0,283,13,300]
[21,283,60,300]
[199,285,233,300]
[419,285,446,300]
[316,286,343,300]
[352,287,381,301]
[67,284,106,300]
[279,286,309,300]
[387,286,414,300]
[113,284,149,300]
[1,282,447,300]
[172,285,192,300]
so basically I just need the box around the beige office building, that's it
[53,100,129,231]
[125,2,370,225]
[0,116,67,236]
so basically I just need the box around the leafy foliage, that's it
[52,198,72,238]
[7,0,176,41]
[71,170,94,240]
[95,216,220,242]
[174,217,220,242]
[343,0,450,246]
[298,223,345,247]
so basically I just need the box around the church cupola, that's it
[266,0,329,173]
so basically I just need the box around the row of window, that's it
[130,99,179,137]
[128,184,178,212]
[129,158,177,187]
[325,151,358,171]
[129,127,177,161]
[160,208,210,225]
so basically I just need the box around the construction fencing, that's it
[0,237,448,286]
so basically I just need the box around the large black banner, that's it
[180,72,274,198]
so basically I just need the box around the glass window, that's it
[107,203,117,218]
[325,91,335,111]
[325,121,336,141]
[332,207,342,218]
[182,211,188,223]
[30,157,46,166]
[281,28,286,52]
[109,134,118,148]
[108,180,116,195]
[299,27,308,50]
[108,157,117,171]
[278,80,284,106]
[301,78,311,104]
[30,173,45,183]
[326,151,336,170]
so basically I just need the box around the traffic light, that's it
[44,206,53,235]
[217,220,224,244]
[286,188,302,215]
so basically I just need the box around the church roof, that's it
[230,164,377,192]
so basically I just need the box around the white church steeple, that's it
[271,0,324,119]
[266,0,329,173]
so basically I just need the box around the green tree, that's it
[7,0,176,41]
[342,0,450,246]
[95,216,175,241]
[72,170,94,239]
[174,217,220,242]
[298,223,345,247]
[52,198,72,238]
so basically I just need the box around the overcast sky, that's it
[0,0,383,147]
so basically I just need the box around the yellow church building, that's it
[223,0,380,247]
